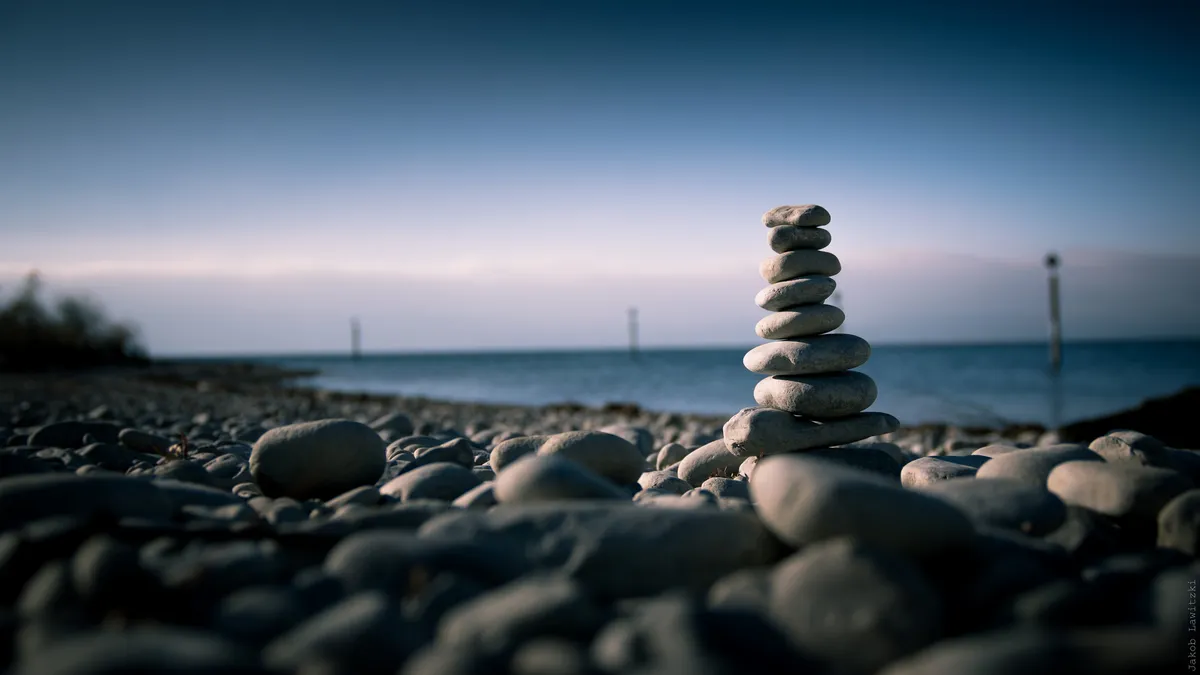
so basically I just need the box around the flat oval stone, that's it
[763,204,831,228]
[755,304,845,339]
[755,276,837,311]
[638,471,691,494]
[676,439,744,486]
[1088,430,1170,466]
[759,250,842,283]
[919,477,1067,536]
[769,225,832,253]
[751,454,975,558]
[1047,461,1192,519]
[743,334,870,376]
[379,463,481,502]
[537,431,644,485]
[974,445,1102,487]
[655,442,689,470]
[489,435,548,474]
[250,419,385,501]
[724,407,899,457]
[900,456,987,488]
[971,444,1026,458]
[753,372,878,418]
[495,455,627,503]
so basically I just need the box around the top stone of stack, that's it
[762,204,832,228]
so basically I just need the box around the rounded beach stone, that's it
[0,474,171,530]
[768,225,832,253]
[972,443,1025,458]
[918,477,1067,536]
[743,334,870,376]
[753,372,878,418]
[1047,461,1192,519]
[677,439,744,486]
[877,627,1171,675]
[264,592,420,674]
[489,435,548,474]
[762,204,831,228]
[12,627,262,675]
[1157,490,1200,555]
[973,444,1102,487]
[380,463,481,502]
[771,539,941,674]
[597,425,654,455]
[755,276,837,311]
[655,442,689,470]
[751,454,975,557]
[537,431,644,485]
[759,250,842,283]
[118,428,173,455]
[724,407,899,457]
[805,445,901,479]
[900,456,987,488]
[495,455,627,503]
[368,412,415,438]
[638,471,691,494]
[419,502,778,598]
[755,304,846,339]
[738,456,758,480]
[437,576,604,651]
[452,482,498,509]
[1088,430,1170,466]
[250,419,385,501]
[701,476,750,500]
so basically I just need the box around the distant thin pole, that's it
[351,317,362,361]
[628,307,639,359]
[1045,253,1062,372]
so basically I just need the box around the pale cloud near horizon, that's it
[2,248,1196,355]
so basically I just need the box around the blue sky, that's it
[2,1,1198,354]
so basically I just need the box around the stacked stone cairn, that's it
[724,204,900,472]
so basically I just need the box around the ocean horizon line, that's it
[160,335,1200,362]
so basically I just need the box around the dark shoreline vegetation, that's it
[0,273,148,373]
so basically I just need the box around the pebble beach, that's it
[0,203,1194,674]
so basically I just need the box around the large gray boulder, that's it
[250,419,385,501]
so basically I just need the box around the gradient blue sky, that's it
[2,0,1198,354]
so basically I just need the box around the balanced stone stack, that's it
[724,204,900,464]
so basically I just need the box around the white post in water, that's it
[1045,253,1062,372]
[628,307,639,359]
[351,317,362,361]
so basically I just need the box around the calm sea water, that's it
[259,340,1200,427]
